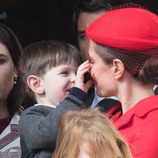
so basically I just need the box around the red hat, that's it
[86,8,158,51]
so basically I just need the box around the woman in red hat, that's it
[75,7,158,158]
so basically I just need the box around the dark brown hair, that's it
[0,23,23,115]
[94,42,158,85]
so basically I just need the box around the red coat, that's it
[114,96,158,158]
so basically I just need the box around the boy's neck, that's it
[35,96,57,108]
[34,103,56,108]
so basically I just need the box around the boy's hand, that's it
[75,60,93,93]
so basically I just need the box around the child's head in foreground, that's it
[53,109,133,158]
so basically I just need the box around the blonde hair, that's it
[53,109,133,158]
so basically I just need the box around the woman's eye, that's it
[0,58,6,64]
[89,60,94,64]
[78,31,87,41]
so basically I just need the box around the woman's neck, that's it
[0,101,9,119]
[117,78,154,114]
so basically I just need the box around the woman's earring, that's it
[14,77,17,84]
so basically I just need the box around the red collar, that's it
[115,95,158,128]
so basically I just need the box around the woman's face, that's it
[0,42,15,105]
[88,40,116,97]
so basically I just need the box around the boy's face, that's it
[40,61,77,106]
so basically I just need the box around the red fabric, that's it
[113,96,158,158]
[86,8,158,51]
[105,102,122,122]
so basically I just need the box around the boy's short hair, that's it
[19,40,82,106]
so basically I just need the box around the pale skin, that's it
[27,61,77,107]
[77,40,155,114]
[78,143,90,158]
[27,60,93,107]
[0,42,15,119]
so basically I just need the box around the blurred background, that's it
[0,0,158,47]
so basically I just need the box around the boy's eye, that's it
[60,71,69,75]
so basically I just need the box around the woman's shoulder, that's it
[10,113,20,124]
[0,113,21,157]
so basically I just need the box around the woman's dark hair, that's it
[94,42,158,85]
[0,23,23,115]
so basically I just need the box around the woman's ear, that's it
[112,59,125,80]
[14,69,18,84]
[14,69,18,78]
[27,75,45,95]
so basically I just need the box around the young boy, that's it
[19,40,93,158]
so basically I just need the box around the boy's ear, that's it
[27,75,45,95]
[112,59,125,80]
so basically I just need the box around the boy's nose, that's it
[70,73,76,82]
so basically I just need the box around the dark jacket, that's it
[19,87,88,158]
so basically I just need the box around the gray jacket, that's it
[19,87,88,158]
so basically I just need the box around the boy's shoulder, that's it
[21,104,54,116]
